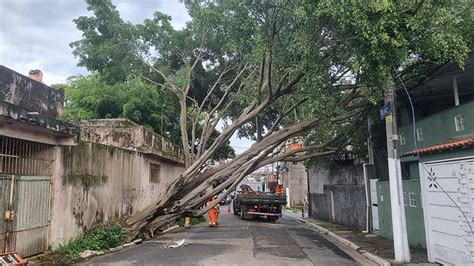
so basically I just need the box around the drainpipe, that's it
[306,169,311,218]
[363,163,370,233]
[363,118,374,233]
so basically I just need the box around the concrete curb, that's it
[298,219,391,266]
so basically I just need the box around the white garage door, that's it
[420,157,474,265]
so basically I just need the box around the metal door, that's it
[0,175,51,257]
[420,158,474,265]
[369,179,379,232]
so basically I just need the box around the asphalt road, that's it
[83,207,375,266]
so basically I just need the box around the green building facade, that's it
[376,179,426,248]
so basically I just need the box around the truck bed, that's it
[235,194,287,205]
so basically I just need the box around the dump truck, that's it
[232,184,286,221]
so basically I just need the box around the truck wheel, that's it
[266,216,278,222]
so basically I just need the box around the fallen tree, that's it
[71,0,474,240]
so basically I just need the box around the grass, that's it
[56,220,123,263]
[176,216,207,226]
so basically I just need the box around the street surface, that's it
[84,207,375,265]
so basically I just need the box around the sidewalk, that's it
[283,210,433,265]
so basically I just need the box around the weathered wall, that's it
[308,163,364,194]
[308,162,367,230]
[79,119,184,163]
[282,162,308,207]
[49,141,184,248]
[310,185,367,229]
[0,65,63,118]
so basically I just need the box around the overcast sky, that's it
[0,0,252,153]
[0,0,190,85]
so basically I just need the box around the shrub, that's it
[57,220,123,262]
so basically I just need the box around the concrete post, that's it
[453,76,460,106]
[384,86,411,262]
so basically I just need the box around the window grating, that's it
[0,136,53,175]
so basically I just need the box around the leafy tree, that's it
[70,0,473,239]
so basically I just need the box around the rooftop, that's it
[78,119,184,164]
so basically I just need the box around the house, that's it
[397,53,474,264]
[0,65,78,257]
[0,65,184,257]
[371,53,474,264]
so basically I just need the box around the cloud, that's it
[0,0,190,85]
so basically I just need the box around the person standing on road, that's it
[207,195,219,227]
[275,184,283,195]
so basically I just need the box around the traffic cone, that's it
[227,205,231,213]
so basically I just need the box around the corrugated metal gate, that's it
[0,137,53,257]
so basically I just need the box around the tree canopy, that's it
[70,0,474,239]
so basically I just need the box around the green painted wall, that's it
[377,180,426,248]
[398,100,474,155]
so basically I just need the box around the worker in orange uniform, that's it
[275,184,283,196]
[207,195,220,227]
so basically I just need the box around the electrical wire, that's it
[399,77,473,233]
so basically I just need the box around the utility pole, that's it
[384,85,410,262]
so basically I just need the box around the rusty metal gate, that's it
[0,137,53,257]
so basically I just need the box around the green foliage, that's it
[176,216,206,226]
[62,73,178,136]
[61,73,236,160]
[56,220,123,262]
[70,0,474,160]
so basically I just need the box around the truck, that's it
[233,184,286,221]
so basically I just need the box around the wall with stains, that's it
[308,162,367,230]
[0,65,63,118]
[49,141,184,248]
[280,162,308,208]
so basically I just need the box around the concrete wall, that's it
[0,65,63,118]
[308,163,364,194]
[310,185,367,229]
[50,141,184,248]
[308,163,367,230]
[281,162,308,207]
[376,180,426,248]
[79,119,183,163]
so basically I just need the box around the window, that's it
[409,192,417,207]
[455,114,465,132]
[416,127,424,141]
[150,163,161,183]
[399,134,406,146]
[403,192,407,206]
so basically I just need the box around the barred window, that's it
[454,114,465,132]
[409,192,417,207]
[150,163,161,183]
[416,128,424,141]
